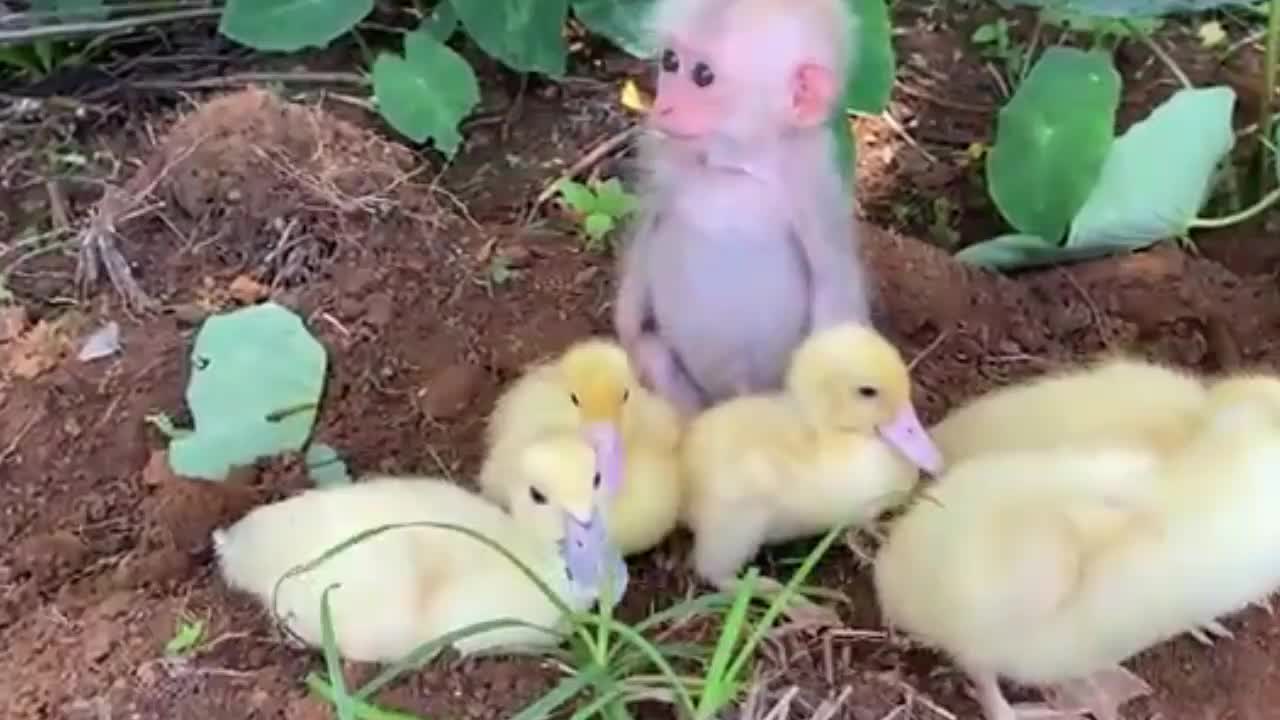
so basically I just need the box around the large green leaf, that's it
[1001,0,1253,17]
[450,0,569,76]
[986,46,1120,244]
[219,0,372,52]
[1067,85,1236,250]
[372,30,481,156]
[29,0,107,22]
[572,0,657,58]
[169,302,327,481]
[844,0,896,114]
[955,232,1127,270]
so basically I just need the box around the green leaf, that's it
[954,233,1125,271]
[1067,86,1236,252]
[219,0,372,52]
[972,23,1000,43]
[844,0,895,114]
[591,178,637,218]
[423,1,460,42]
[829,111,857,189]
[169,302,327,481]
[584,213,616,241]
[572,0,658,58]
[165,619,205,656]
[986,46,1120,244]
[451,0,569,76]
[306,442,353,488]
[372,31,481,155]
[556,179,597,213]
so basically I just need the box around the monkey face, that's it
[649,43,726,140]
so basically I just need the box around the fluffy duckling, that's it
[930,356,1208,465]
[213,435,612,663]
[479,337,683,556]
[873,375,1280,720]
[681,322,943,589]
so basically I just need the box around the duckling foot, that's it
[969,670,1085,720]
[714,575,843,627]
[1040,666,1152,720]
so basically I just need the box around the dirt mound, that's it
[4,86,1280,719]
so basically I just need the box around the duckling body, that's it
[930,357,1207,464]
[874,376,1280,720]
[480,337,683,556]
[215,434,609,663]
[681,323,941,587]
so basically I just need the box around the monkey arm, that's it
[793,198,871,329]
[612,219,654,345]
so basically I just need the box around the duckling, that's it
[213,434,612,663]
[873,375,1280,720]
[930,356,1208,465]
[479,337,683,556]
[681,322,943,590]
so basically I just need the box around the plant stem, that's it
[1189,184,1280,229]
[1129,23,1192,89]
[1258,0,1280,194]
[0,8,220,44]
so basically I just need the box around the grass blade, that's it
[509,666,605,720]
[696,568,759,716]
[319,584,356,720]
[306,673,428,720]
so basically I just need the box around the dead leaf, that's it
[0,305,30,342]
[228,274,269,303]
[620,78,651,113]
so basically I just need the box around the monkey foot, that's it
[1188,618,1234,646]
[1039,666,1153,720]
[77,225,155,311]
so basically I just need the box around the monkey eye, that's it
[691,61,715,88]
[530,486,548,504]
[570,393,580,407]
[857,386,879,398]
[661,48,679,73]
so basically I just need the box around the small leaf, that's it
[955,233,1122,271]
[423,1,459,42]
[986,46,1121,244]
[219,0,373,52]
[372,31,481,155]
[1067,86,1236,252]
[451,0,569,76]
[165,619,205,656]
[572,0,658,58]
[556,179,597,213]
[169,302,327,481]
[591,178,637,217]
[584,213,615,241]
[972,23,999,43]
[306,442,353,488]
[844,0,896,114]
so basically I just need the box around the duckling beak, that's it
[561,505,605,585]
[583,421,625,495]
[876,403,944,475]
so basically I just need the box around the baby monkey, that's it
[614,0,873,414]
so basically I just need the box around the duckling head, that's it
[557,338,634,495]
[508,433,622,593]
[786,323,944,474]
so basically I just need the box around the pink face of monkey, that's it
[648,20,840,145]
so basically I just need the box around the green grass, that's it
[282,520,850,720]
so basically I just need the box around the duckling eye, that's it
[622,389,630,403]
[857,386,879,398]
[529,487,547,504]
[570,393,580,407]
[593,472,602,489]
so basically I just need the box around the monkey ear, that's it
[790,62,838,128]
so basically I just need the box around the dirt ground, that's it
[5,6,1280,720]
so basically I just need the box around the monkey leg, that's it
[632,333,708,415]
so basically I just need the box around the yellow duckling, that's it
[930,355,1208,465]
[874,375,1280,720]
[681,322,943,589]
[478,337,683,556]
[213,434,610,663]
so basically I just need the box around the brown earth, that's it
[5,9,1280,720]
